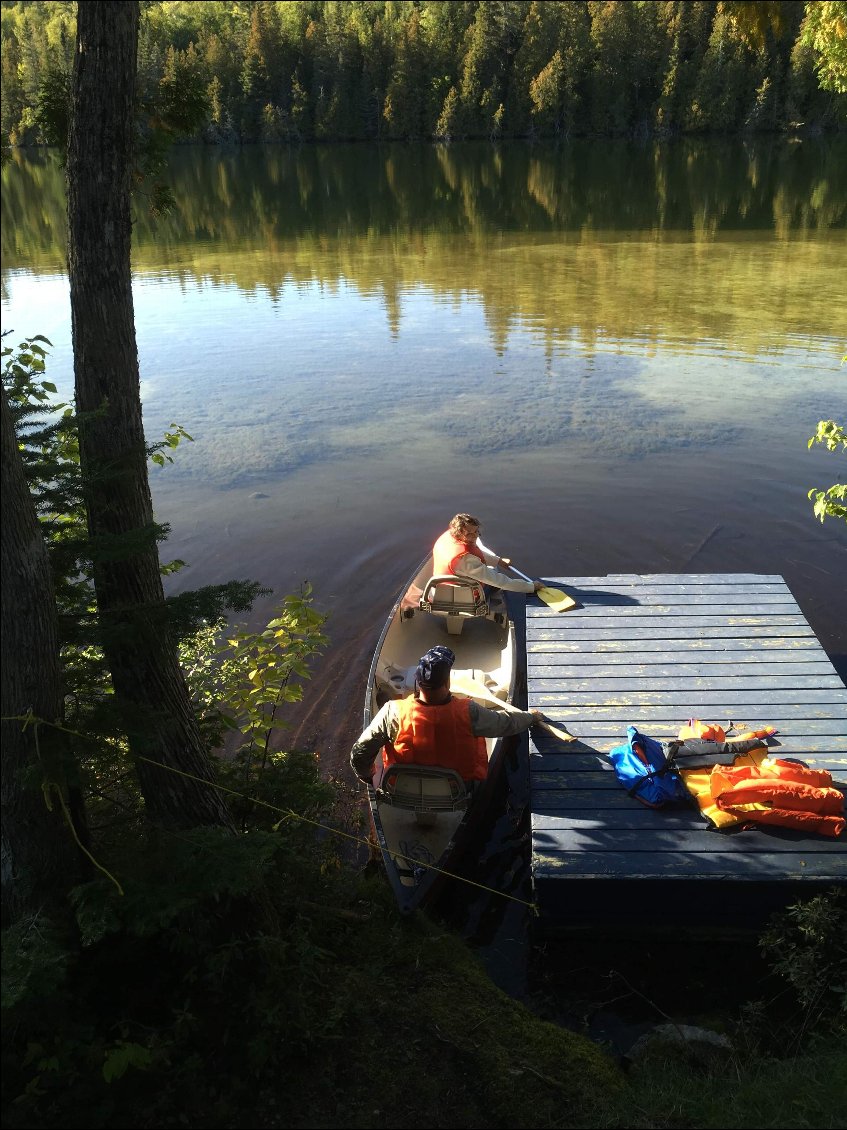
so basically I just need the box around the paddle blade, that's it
[449,671,504,708]
[539,719,577,743]
[538,585,578,613]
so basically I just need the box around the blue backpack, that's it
[609,726,689,808]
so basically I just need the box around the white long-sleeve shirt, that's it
[454,544,535,593]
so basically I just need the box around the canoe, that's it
[362,555,518,913]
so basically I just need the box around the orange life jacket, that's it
[432,529,486,578]
[382,696,488,782]
[679,719,727,742]
[678,719,778,744]
[710,759,845,838]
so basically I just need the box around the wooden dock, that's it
[525,574,846,934]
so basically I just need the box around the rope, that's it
[135,754,539,912]
[26,710,125,896]
[3,712,538,912]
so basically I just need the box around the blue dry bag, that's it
[609,725,689,808]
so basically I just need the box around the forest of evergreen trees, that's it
[1,1,844,149]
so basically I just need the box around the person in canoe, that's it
[350,645,543,788]
[433,513,544,594]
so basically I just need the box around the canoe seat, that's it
[377,765,469,813]
[419,575,489,635]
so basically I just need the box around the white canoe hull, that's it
[363,556,518,913]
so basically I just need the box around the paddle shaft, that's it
[507,564,533,584]
[476,537,532,583]
[450,672,575,743]
[476,537,578,618]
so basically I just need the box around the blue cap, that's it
[416,645,455,688]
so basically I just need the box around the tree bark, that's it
[66,2,234,831]
[0,385,71,926]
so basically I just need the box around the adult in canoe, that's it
[350,645,542,787]
[433,514,544,594]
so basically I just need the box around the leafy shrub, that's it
[760,887,847,1033]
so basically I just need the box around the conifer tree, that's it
[241,1,276,141]
[384,6,429,139]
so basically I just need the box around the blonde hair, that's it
[449,513,481,542]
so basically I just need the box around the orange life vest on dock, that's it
[382,696,488,782]
[432,530,486,578]
[709,759,845,838]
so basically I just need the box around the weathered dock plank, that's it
[525,573,847,934]
[528,637,824,654]
[532,851,846,880]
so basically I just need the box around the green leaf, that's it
[102,1041,152,1083]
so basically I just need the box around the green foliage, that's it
[720,1,787,51]
[136,41,212,211]
[101,1041,152,1084]
[808,417,847,524]
[156,43,210,136]
[1,915,72,1012]
[1,333,312,858]
[8,860,847,1130]
[799,0,847,95]
[149,421,193,467]
[34,64,70,150]
[219,587,329,744]
[2,333,59,404]
[2,563,339,1127]
[165,579,271,641]
[760,887,847,1031]
[180,589,331,828]
[2,333,91,640]
[2,820,353,1126]
[625,1039,847,1129]
[434,84,461,140]
[2,824,624,1130]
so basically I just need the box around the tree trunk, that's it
[0,385,71,926]
[66,2,234,831]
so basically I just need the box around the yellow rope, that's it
[3,712,537,912]
[51,782,126,897]
[136,754,539,912]
[27,711,125,896]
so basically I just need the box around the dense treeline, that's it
[1,1,844,148]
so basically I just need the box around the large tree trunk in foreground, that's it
[0,386,71,926]
[66,2,234,831]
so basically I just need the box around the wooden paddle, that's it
[476,538,578,613]
[450,670,576,743]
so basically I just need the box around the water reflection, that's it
[3,139,845,348]
[3,138,843,491]
[5,139,843,350]
[5,136,844,254]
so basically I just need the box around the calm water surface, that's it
[3,137,846,777]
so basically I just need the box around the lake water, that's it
[2,137,846,783]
